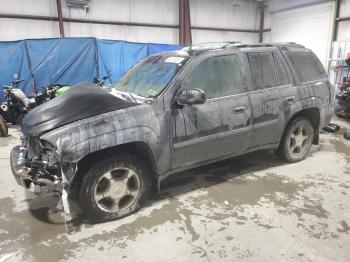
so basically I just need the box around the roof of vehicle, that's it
[179,42,306,56]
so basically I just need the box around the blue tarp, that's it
[0,37,181,101]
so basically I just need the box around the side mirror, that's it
[175,89,206,106]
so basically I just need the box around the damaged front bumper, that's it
[10,145,62,194]
[10,144,74,220]
[10,145,28,186]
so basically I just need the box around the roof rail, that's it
[181,41,242,55]
[233,43,274,48]
[181,42,305,54]
[233,42,305,48]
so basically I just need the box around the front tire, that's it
[79,154,152,223]
[277,117,314,163]
[0,115,8,137]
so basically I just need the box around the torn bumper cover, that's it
[10,142,75,220]
[10,144,64,194]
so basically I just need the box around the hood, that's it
[21,84,138,137]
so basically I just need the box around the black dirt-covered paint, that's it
[14,43,334,196]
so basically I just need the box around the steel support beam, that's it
[0,13,271,35]
[332,0,341,42]
[258,3,266,43]
[337,16,350,22]
[179,0,192,46]
[56,0,65,37]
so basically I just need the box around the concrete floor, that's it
[0,118,350,262]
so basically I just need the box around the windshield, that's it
[113,55,187,98]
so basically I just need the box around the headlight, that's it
[40,139,56,151]
[10,146,29,177]
[1,102,8,112]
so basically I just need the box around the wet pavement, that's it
[0,119,350,262]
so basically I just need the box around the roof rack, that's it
[227,42,306,50]
[181,42,242,55]
[233,43,274,48]
[181,42,305,55]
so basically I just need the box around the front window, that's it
[113,55,187,98]
[183,55,242,99]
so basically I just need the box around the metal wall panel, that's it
[337,0,350,41]
[64,23,178,44]
[192,29,258,44]
[0,0,56,16]
[190,0,258,30]
[0,18,59,40]
[263,31,271,43]
[339,0,350,17]
[338,22,350,41]
[270,2,335,67]
[61,0,178,25]
[0,0,260,43]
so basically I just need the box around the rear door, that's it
[245,48,296,150]
[171,52,251,169]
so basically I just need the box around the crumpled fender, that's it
[40,104,160,164]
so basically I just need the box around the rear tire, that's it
[79,154,152,223]
[0,115,8,137]
[276,117,314,163]
[344,130,350,140]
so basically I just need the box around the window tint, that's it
[248,52,276,89]
[183,55,242,99]
[272,52,290,86]
[286,51,326,83]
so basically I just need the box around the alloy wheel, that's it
[288,125,310,156]
[93,167,141,213]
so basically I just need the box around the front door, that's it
[171,53,251,169]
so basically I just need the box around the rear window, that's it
[286,51,327,83]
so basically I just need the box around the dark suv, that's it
[10,42,334,222]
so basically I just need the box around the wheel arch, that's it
[71,141,159,191]
[284,107,320,145]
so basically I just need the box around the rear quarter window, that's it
[286,51,327,83]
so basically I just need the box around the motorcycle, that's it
[335,76,350,118]
[41,83,71,99]
[0,114,8,137]
[41,76,109,101]
[0,79,36,125]
[93,76,109,87]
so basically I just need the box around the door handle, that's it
[285,96,295,102]
[232,106,247,113]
